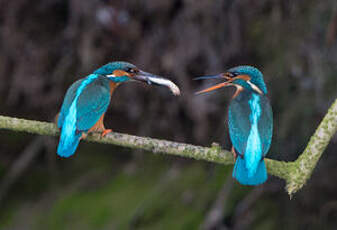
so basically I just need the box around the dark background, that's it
[0,0,337,229]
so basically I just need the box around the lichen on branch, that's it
[0,97,336,196]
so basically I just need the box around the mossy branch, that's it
[286,98,337,196]
[0,98,336,196]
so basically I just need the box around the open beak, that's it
[133,70,180,96]
[194,73,228,81]
[194,73,233,95]
[195,82,233,94]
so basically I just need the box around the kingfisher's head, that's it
[195,65,267,95]
[93,61,180,95]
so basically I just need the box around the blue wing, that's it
[228,94,251,155]
[76,77,111,131]
[56,75,111,157]
[258,96,273,156]
[58,79,83,128]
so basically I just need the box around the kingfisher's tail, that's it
[57,129,81,158]
[232,156,267,185]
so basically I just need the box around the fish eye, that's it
[126,67,138,74]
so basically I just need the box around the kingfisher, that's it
[56,61,180,158]
[195,66,273,185]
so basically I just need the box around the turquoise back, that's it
[228,90,273,156]
[57,74,112,157]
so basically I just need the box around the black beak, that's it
[133,71,160,85]
[193,73,227,81]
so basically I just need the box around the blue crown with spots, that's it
[228,66,268,94]
[93,61,136,75]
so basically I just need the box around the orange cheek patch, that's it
[235,74,251,81]
[113,70,130,77]
[232,85,244,99]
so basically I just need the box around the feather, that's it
[57,74,111,157]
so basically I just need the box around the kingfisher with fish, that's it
[195,66,273,185]
[56,61,180,158]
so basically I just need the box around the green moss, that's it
[23,159,230,230]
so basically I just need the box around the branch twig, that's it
[0,115,288,177]
[286,98,337,196]
[0,97,336,196]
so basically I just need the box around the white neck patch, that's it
[247,80,263,95]
[106,74,115,78]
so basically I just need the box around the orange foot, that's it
[80,132,88,140]
[231,146,237,159]
[101,129,112,137]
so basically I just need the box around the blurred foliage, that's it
[0,0,336,229]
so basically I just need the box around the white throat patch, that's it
[106,74,115,78]
[247,80,263,95]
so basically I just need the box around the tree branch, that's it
[286,98,337,196]
[0,97,336,196]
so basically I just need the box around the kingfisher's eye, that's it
[129,68,138,74]
[225,72,236,78]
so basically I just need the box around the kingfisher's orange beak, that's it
[194,73,232,94]
[194,73,250,95]
[195,82,233,94]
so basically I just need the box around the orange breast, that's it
[109,82,119,96]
